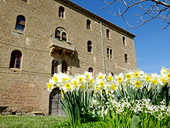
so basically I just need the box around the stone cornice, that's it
[55,0,136,38]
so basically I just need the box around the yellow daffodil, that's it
[65,83,71,89]
[135,81,141,88]
[134,72,139,78]
[117,77,122,83]
[146,76,151,82]
[126,74,132,79]
[99,81,104,87]
[111,84,116,90]
[107,76,112,81]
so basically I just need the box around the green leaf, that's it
[130,115,141,128]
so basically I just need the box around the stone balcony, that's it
[50,36,75,57]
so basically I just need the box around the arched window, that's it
[88,67,93,75]
[10,50,22,69]
[51,60,58,74]
[123,37,126,45]
[87,19,91,30]
[107,47,109,58]
[55,30,60,39]
[15,15,25,31]
[106,29,110,38]
[59,6,65,18]
[110,49,112,58]
[62,32,67,42]
[125,54,128,63]
[62,61,67,74]
[107,47,112,59]
[87,41,92,52]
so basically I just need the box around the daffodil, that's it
[60,79,73,92]
[84,71,92,81]
[52,72,64,86]
[131,78,145,90]
[114,73,125,86]
[148,73,161,89]
[96,72,106,80]
[107,73,113,81]
[47,79,53,92]
[160,67,168,75]
[79,82,88,91]
[95,79,107,90]
[88,78,95,90]
[132,69,145,79]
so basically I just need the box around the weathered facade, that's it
[0,0,137,116]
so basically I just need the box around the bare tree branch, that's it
[102,0,170,29]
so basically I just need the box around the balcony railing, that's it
[50,36,75,57]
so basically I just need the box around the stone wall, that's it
[0,0,137,115]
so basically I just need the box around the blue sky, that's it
[70,0,170,74]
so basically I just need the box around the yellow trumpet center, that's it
[89,79,94,83]
[135,81,141,88]
[111,85,116,90]
[47,83,52,89]
[152,79,158,84]
[79,77,83,82]
[134,72,139,78]
[99,82,104,87]
[73,80,78,86]
[95,86,99,90]
[99,75,103,79]
[117,77,122,83]
[126,74,131,79]
[167,73,170,79]
[53,77,58,82]
[161,77,166,83]
[62,78,69,82]
[146,76,151,81]
[65,83,71,89]
[108,76,112,81]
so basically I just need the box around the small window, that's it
[123,37,126,45]
[51,60,58,74]
[62,61,67,74]
[15,15,25,31]
[107,47,112,59]
[10,50,22,69]
[106,29,110,38]
[62,32,67,42]
[59,6,65,18]
[88,67,93,75]
[21,0,28,3]
[107,48,109,58]
[87,41,92,52]
[125,54,128,63]
[87,19,91,30]
[55,30,60,39]
[110,49,112,58]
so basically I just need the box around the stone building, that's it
[0,0,137,116]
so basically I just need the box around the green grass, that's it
[0,115,68,128]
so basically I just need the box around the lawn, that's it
[0,115,68,128]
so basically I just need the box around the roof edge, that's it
[55,0,136,38]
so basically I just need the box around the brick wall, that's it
[0,0,137,115]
